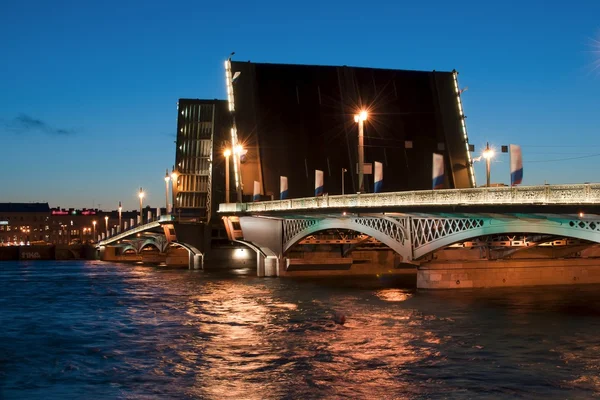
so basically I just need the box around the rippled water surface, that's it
[2,260,600,399]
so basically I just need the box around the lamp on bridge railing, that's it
[354,110,368,193]
[104,215,109,237]
[170,166,178,214]
[482,142,495,188]
[233,145,245,202]
[138,188,145,224]
[92,220,96,241]
[164,169,170,214]
[118,201,122,232]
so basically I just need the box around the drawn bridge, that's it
[220,184,600,276]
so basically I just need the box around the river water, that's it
[1,260,600,399]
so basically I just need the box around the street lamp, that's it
[118,201,122,232]
[233,145,244,202]
[104,215,109,237]
[138,187,145,224]
[482,142,495,187]
[171,166,178,214]
[92,220,96,241]
[354,110,368,193]
[224,148,231,203]
[164,168,170,214]
[341,168,347,195]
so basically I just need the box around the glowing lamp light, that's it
[233,248,247,259]
[234,144,244,155]
[354,110,368,123]
[139,190,145,200]
[223,148,232,158]
[482,148,494,160]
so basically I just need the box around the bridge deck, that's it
[219,184,600,214]
[97,215,173,246]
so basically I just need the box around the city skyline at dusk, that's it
[2,0,600,209]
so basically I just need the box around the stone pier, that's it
[417,258,600,289]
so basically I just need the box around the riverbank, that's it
[0,244,96,261]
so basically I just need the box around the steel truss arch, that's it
[283,216,412,261]
[413,217,600,259]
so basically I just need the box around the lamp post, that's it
[92,220,96,241]
[233,144,244,202]
[104,215,109,237]
[354,110,368,193]
[341,168,347,195]
[482,142,494,188]
[225,55,243,203]
[164,169,170,214]
[224,148,231,203]
[118,201,122,232]
[171,167,178,215]
[138,187,145,224]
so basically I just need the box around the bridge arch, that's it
[120,245,137,255]
[169,241,204,269]
[413,218,600,259]
[283,216,413,262]
[140,242,160,252]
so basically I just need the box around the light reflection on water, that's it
[1,261,600,399]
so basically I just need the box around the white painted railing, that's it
[218,183,600,213]
[97,215,174,246]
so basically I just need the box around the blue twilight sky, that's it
[1,0,600,210]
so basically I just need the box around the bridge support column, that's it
[264,255,280,277]
[257,253,265,277]
[256,253,280,277]
[97,246,106,260]
[189,253,203,270]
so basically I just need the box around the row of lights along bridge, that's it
[218,109,500,204]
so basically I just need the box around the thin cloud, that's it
[3,114,76,135]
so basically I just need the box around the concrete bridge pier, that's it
[256,253,280,277]
[97,245,105,260]
[257,252,265,277]
[265,255,280,277]
[189,252,204,270]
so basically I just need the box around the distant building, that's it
[0,203,51,245]
[228,61,476,199]
[0,203,139,245]
[174,99,229,222]
[49,207,139,244]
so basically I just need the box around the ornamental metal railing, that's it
[97,214,174,246]
[218,183,600,213]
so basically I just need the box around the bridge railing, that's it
[97,214,175,246]
[218,183,600,213]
